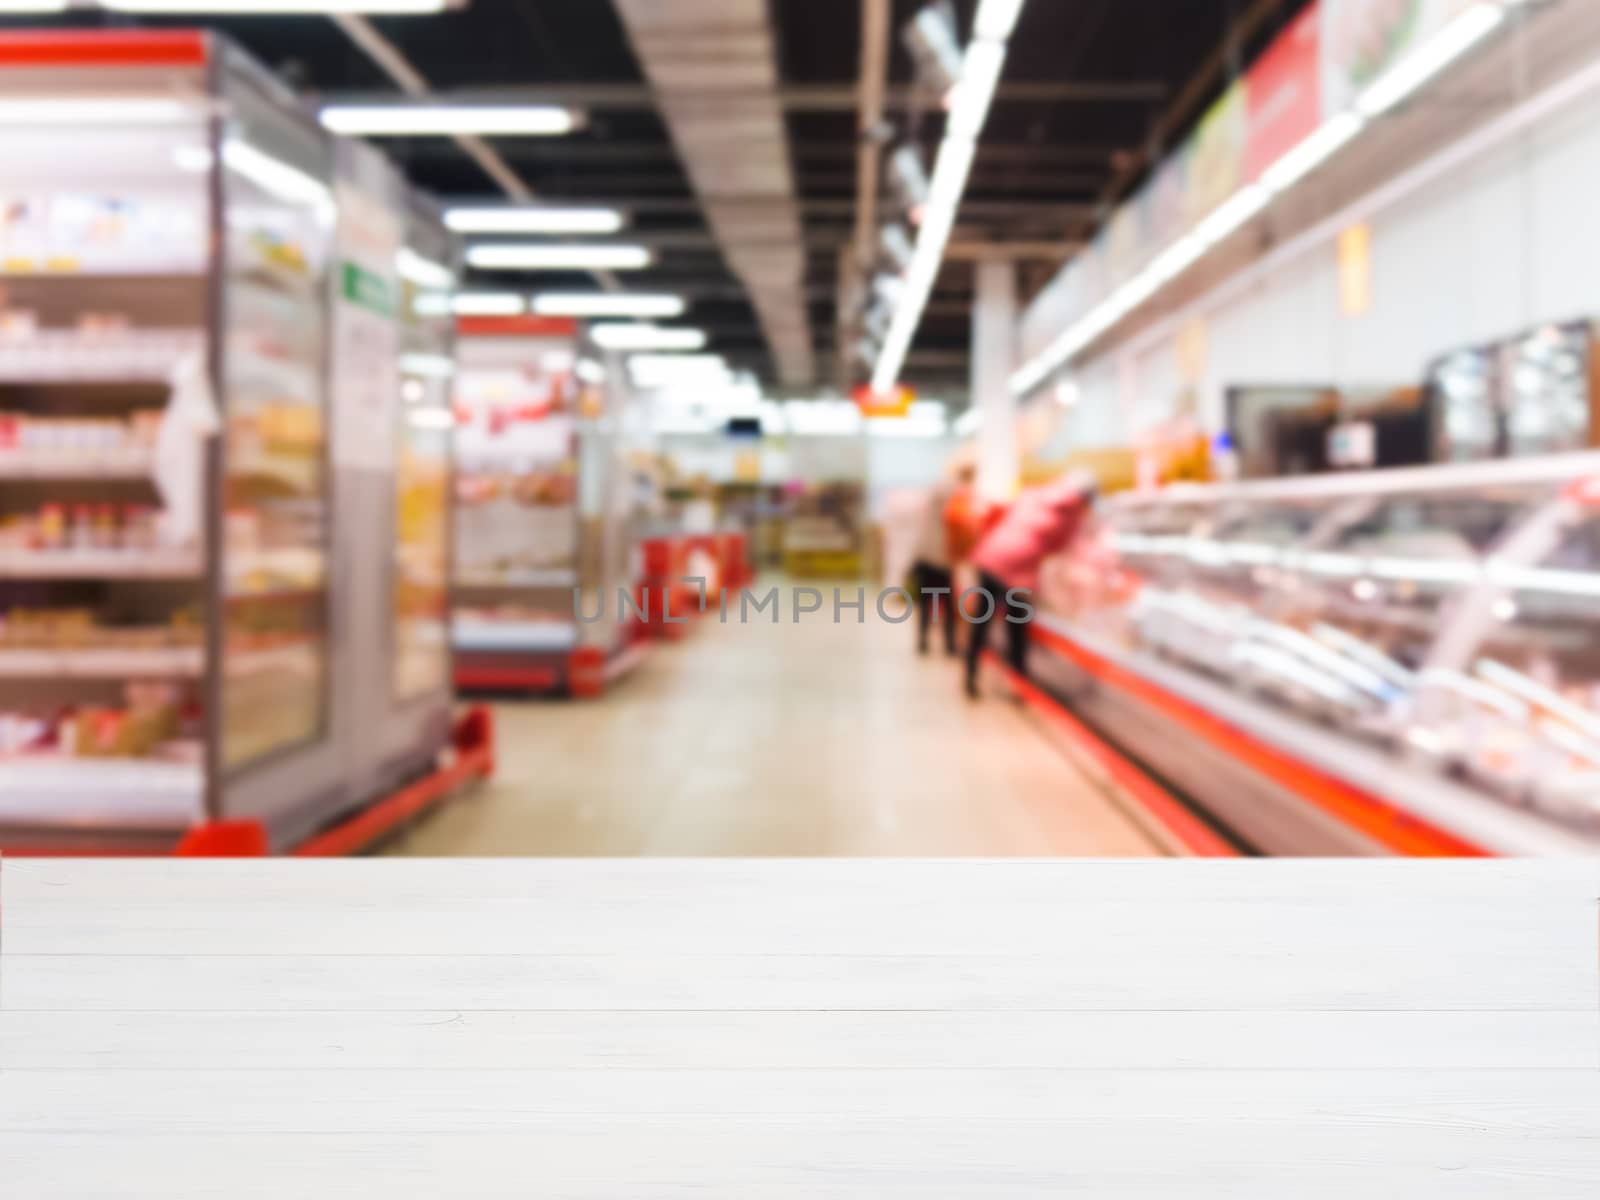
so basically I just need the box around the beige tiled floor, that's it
[390,591,1162,856]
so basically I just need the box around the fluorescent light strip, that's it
[870,0,1020,397]
[444,206,624,234]
[1190,183,1271,247]
[872,136,980,394]
[590,324,708,352]
[321,104,580,137]
[395,247,455,290]
[1356,3,1505,117]
[446,293,526,316]
[973,0,1026,41]
[945,40,1006,141]
[466,244,652,271]
[0,2,68,11]
[534,293,685,318]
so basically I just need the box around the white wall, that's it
[1059,92,1600,449]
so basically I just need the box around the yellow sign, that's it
[1176,318,1208,384]
[1338,223,1372,316]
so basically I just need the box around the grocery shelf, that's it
[0,645,203,678]
[0,447,155,479]
[456,567,578,589]
[453,618,579,653]
[0,757,204,828]
[0,548,203,579]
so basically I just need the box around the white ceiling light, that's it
[945,40,1006,141]
[954,407,983,436]
[590,324,708,352]
[1356,3,1505,117]
[445,292,526,316]
[973,0,1026,41]
[106,0,445,11]
[1259,111,1365,192]
[394,247,455,290]
[871,0,1024,397]
[465,243,652,271]
[444,206,624,234]
[629,354,731,387]
[0,2,69,11]
[532,293,685,318]
[320,104,581,137]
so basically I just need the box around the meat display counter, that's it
[1033,454,1600,856]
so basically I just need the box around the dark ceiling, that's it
[2,0,1311,392]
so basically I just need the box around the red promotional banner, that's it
[1244,0,1323,182]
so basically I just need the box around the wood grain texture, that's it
[2,859,1598,1195]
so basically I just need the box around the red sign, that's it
[1244,1,1323,182]
[852,383,915,418]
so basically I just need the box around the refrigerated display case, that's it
[1428,320,1600,461]
[450,316,584,689]
[1034,454,1600,856]
[0,31,468,852]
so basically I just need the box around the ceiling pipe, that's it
[837,0,892,392]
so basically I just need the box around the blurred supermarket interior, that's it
[2,0,1600,859]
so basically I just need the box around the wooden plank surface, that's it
[2,859,1598,1196]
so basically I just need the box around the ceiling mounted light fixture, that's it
[435,292,526,317]
[320,103,582,137]
[444,206,625,235]
[903,2,966,100]
[533,293,686,318]
[465,244,653,271]
[589,324,708,352]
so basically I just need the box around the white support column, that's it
[972,256,1019,501]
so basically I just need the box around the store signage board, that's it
[331,146,402,474]
[1337,221,1373,315]
[1246,1,1324,181]
[1321,0,1481,115]
[1185,81,1249,229]
[1015,0,1493,376]
[852,383,916,418]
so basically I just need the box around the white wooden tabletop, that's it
[2,858,1597,1197]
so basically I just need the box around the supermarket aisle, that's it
[389,591,1162,856]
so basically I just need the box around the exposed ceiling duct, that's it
[611,0,815,386]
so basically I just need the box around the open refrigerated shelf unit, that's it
[0,31,478,854]
[451,317,647,697]
[1033,454,1600,856]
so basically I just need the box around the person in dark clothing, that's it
[908,464,974,656]
[962,571,1034,698]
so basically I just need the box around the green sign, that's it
[341,261,396,317]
